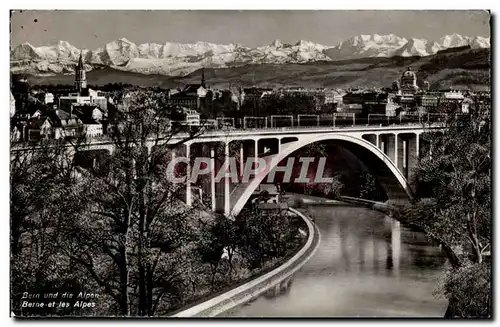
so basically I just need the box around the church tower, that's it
[201,68,206,88]
[74,52,87,94]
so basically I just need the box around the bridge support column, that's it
[415,133,420,158]
[386,134,395,162]
[396,135,406,178]
[185,144,192,206]
[405,133,419,188]
[224,142,230,217]
[376,134,380,149]
[239,142,244,178]
[210,148,216,211]
[254,139,258,163]
[394,133,399,169]
[403,140,407,170]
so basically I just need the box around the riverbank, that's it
[286,193,436,243]
[286,193,400,222]
[170,208,321,317]
[222,204,448,317]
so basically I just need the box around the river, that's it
[221,204,449,317]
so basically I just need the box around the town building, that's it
[180,107,201,126]
[10,91,16,118]
[71,103,107,122]
[461,98,473,114]
[10,124,22,142]
[81,119,104,138]
[169,68,213,114]
[58,88,108,113]
[33,92,55,105]
[419,92,440,112]
[27,117,53,140]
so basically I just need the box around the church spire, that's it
[201,68,205,88]
[77,51,84,69]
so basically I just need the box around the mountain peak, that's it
[10,34,490,77]
[295,39,313,46]
[19,41,34,47]
[116,37,134,44]
[270,39,283,47]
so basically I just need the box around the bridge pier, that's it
[214,142,226,213]
[224,142,230,217]
[239,142,244,178]
[396,134,406,176]
[185,143,192,206]
[379,135,386,152]
[416,133,420,158]
[394,133,399,169]
[385,134,396,162]
[210,148,216,211]
[393,133,419,185]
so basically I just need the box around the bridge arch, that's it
[231,133,414,216]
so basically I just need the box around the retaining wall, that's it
[170,208,321,317]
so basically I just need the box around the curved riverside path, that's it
[221,203,449,317]
[171,208,321,317]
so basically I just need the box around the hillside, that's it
[24,67,177,88]
[24,47,490,91]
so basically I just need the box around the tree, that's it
[323,174,344,200]
[358,171,381,201]
[62,90,218,316]
[197,215,238,288]
[399,101,491,318]
[10,139,96,316]
[236,208,298,269]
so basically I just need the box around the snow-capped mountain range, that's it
[10,33,490,76]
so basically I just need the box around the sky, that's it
[10,10,491,49]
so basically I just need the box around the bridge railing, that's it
[243,116,267,129]
[269,115,294,128]
[297,115,320,127]
[13,112,452,147]
[216,117,236,129]
[332,113,356,127]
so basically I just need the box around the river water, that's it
[221,205,449,317]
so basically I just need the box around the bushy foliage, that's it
[441,262,491,318]
[358,171,381,201]
[401,101,491,318]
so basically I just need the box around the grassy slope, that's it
[24,48,490,90]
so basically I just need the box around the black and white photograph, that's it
[8,9,492,318]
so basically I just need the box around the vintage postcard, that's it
[9,10,491,318]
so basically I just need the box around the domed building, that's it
[400,67,419,94]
